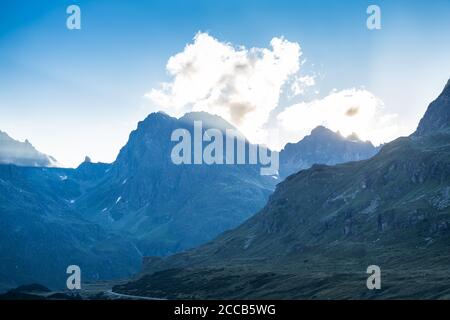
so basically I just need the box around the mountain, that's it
[114,79,450,299]
[279,126,378,178]
[0,131,57,167]
[75,112,276,257]
[1,109,378,292]
[414,79,450,136]
[0,164,141,292]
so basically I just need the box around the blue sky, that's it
[1,0,449,167]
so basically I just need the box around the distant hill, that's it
[279,126,378,178]
[0,131,57,167]
[114,79,450,299]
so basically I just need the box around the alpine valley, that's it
[0,110,377,292]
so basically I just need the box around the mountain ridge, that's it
[0,130,57,167]
[114,78,450,299]
[279,125,378,178]
[414,78,450,136]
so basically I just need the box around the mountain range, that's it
[0,109,379,291]
[0,131,57,167]
[112,79,450,299]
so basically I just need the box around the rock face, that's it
[114,79,450,299]
[76,112,276,257]
[0,131,57,167]
[279,126,378,178]
[415,79,450,136]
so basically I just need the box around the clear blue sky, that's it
[1,0,449,167]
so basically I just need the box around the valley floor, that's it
[113,239,450,300]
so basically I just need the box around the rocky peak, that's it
[180,112,237,132]
[310,125,337,138]
[414,78,450,136]
[279,126,377,178]
[444,78,450,93]
[0,130,56,167]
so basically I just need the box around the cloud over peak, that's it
[146,32,302,143]
[146,32,403,150]
[277,88,399,146]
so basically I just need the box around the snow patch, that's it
[243,236,255,250]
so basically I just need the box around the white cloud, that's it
[290,75,316,96]
[146,32,302,144]
[146,32,405,150]
[277,88,401,146]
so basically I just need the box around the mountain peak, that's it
[0,130,12,141]
[0,130,56,167]
[180,112,237,132]
[444,78,450,93]
[310,125,335,136]
[141,111,173,123]
[414,78,450,136]
[346,132,361,142]
[279,125,378,178]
